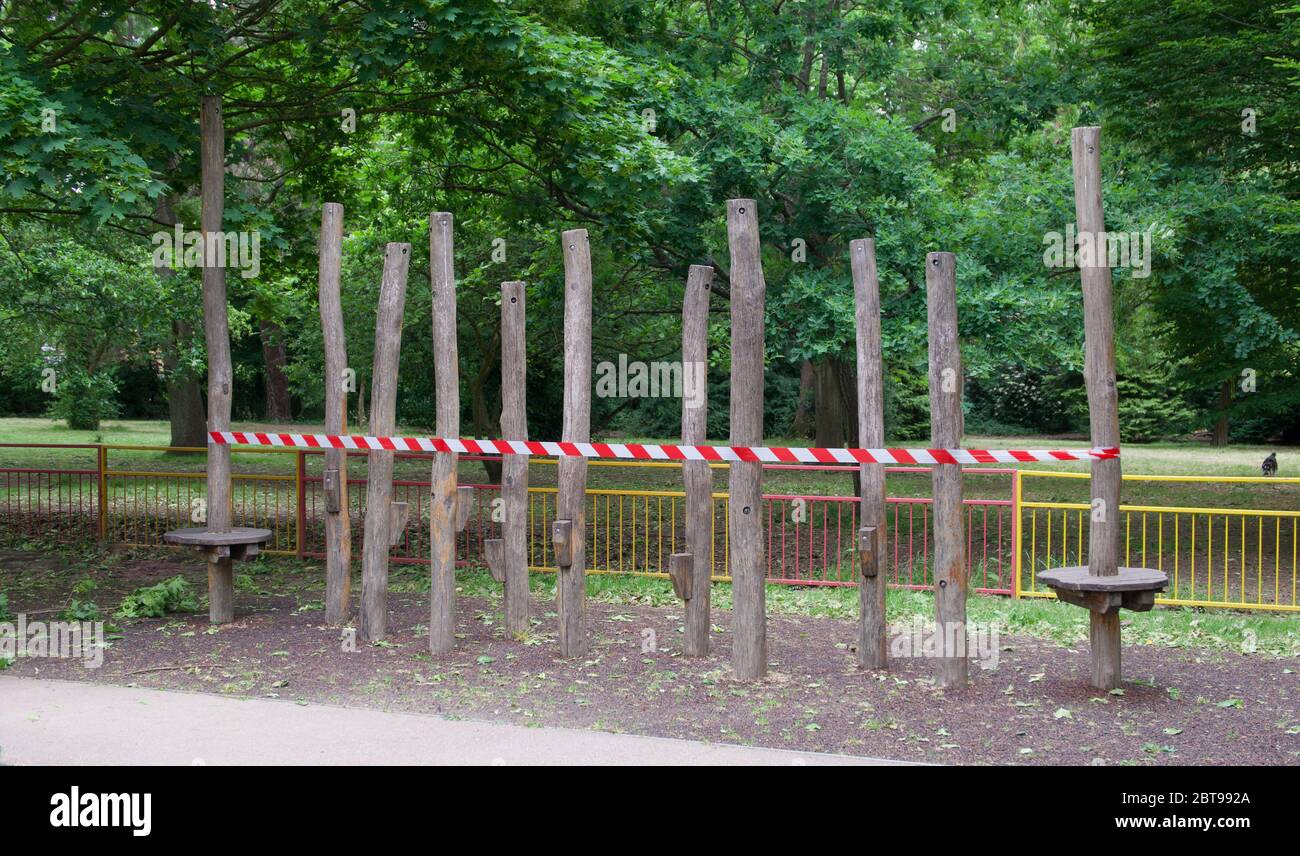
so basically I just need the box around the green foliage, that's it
[47,368,120,431]
[115,576,201,619]
[1113,375,1197,444]
[0,591,13,622]
[0,0,1294,446]
[884,363,932,442]
[967,365,1079,436]
[58,599,101,622]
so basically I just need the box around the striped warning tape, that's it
[209,431,1118,465]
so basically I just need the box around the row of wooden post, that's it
[309,145,1119,692]
[307,197,962,685]
[195,91,1120,689]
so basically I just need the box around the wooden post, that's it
[556,229,592,657]
[726,199,766,681]
[851,238,887,669]
[1072,125,1123,689]
[318,202,351,625]
[500,280,530,636]
[199,95,234,624]
[429,212,460,655]
[927,251,967,689]
[359,242,410,642]
[682,264,713,656]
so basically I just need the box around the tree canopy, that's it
[1,0,1296,447]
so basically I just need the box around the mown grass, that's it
[2,418,1296,509]
[450,561,1300,658]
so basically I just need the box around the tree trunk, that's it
[814,356,859,495]
[789,359,815,437]
[356,371,367,430]
[814,357,844,448]
[1213,379,1231,447]
[166,321,207,447]
[153,194,206,448]
[260,320,292,422]
[468,337,502,484]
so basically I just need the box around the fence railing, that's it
[4,444,1297,610]
[1,443,1015,594]
[1015,470,1300,612]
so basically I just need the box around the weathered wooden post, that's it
[1037,127,1167,689]
[681,264,714,655]
[164,95,270,621]
[554,229,592,657]
[927,251,967,688]
[496,280,531,635]
[726,199,766,681]
[429,212,461,655]
[199,94,235,623]
[165,98,271,619]
[1075,126,1122,686]
[318,202,351,625]
[359,242,410,642]
[851,238,887,669]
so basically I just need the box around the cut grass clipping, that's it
[115,576,202,619]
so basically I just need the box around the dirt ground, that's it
[1,547,1296,765]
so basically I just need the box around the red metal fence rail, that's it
[0,443,1015,595]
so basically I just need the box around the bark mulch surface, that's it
[2,548,1296,765]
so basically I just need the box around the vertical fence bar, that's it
[1012,469,1022,598]
[295,450,306,559]
[97,444,107,541]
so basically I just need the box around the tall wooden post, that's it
[318,202,351,625]
[681,264,714,656]
[556,229,592,657]
[429,212,460,655]
[359,242,410,641]
[500,280,530,636]
[851,238,887,669]
[927,251,967,688]
[726,199,766,681]
[1072,126,1123,688]
[199,95,234,624]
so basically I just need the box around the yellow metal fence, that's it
[4,444,1298,611]
[1015,471,1300,612]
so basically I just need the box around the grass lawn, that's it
[1,417,1295,506]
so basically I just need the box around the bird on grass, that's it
[1261,452,1278,477]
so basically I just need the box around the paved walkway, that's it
[0,677,909,766]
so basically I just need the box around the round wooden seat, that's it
[163,527,272,562]
[1038,566,1168,614]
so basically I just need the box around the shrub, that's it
[47,369,120,431]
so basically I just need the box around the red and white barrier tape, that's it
[209,431,1118,465]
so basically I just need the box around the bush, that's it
[967,364,1079,435]
[115,576,201,619]
[47,369,120,430]
[1056,365,1196,442]
[0,591,12,622]
[884,363,931,441]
